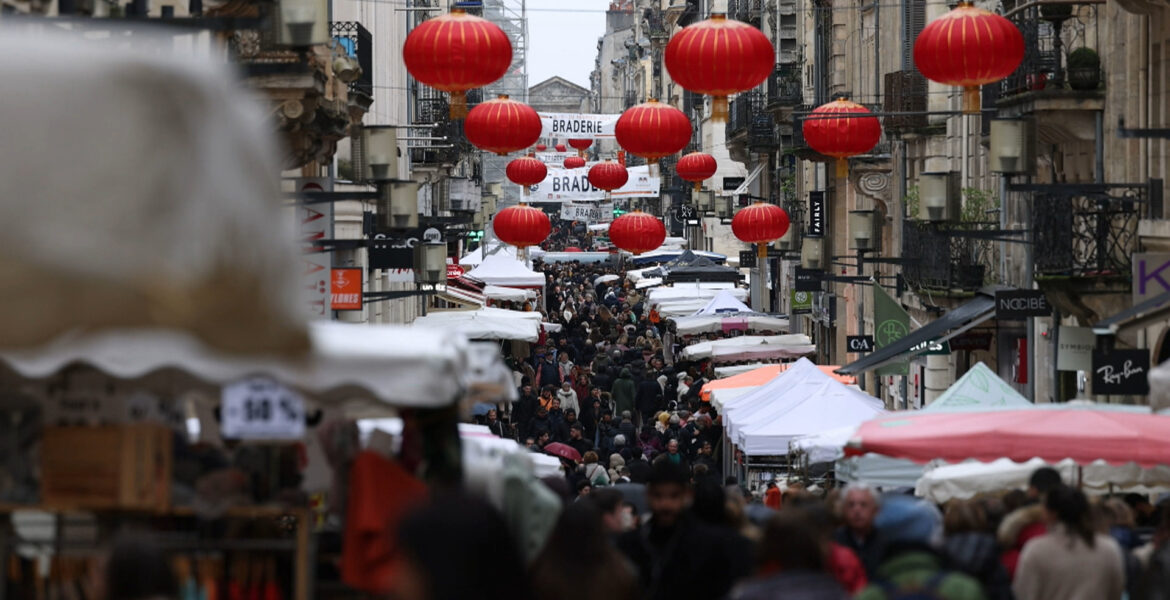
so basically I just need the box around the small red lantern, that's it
[402,9,512,119]
[676,152,718,192]
[464,95,542,156]
[555,144,567,153]
[664,14,774,122]
[492,204,550,249]
[535,144,548,152]
[568,139,592,157]
[564,156,587,169]
[609,211,667,255]
[801,99,882,178]
[615,100,692,164]
[506,156,548,195]
[588,160,629,192]
[914,1,1024,114]
[732,202,790,265]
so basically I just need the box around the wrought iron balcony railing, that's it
[330,22,373,97]
[767,65,803,109]
[882,69,927,133]
[729,90,770,141]
[902,222,989,293]
[1030,185,1148,281]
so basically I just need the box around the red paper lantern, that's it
[676,152,718,191]
[535,144,548,152]
[506,156,548,188]
[492,204,550,249]
[555,144,567,153]
[732,202,790,245]
[615,100,692,164]
[568,138,592,157]
[664,14,774,122]
[564,156,587,169]
[402,9,512,119]
[464,95,542,156]
[914,1,1024,114]
[588,160,629,192]
[609,211,666,255]
[801,99,882,178]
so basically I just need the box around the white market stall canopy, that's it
[629,249,726,265]
[460,245,517,267]
[670,290,789,335]
[647,284,745,307]
[0,322,494,409]
[483,285,536,303]
[412,307,542,342]
[722,359,886,456]
[680,334,814,363]
[0,31,308,356]
[916,458,1170,503]
[464,252,547,288]
[714,363,774,378]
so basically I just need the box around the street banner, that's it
[874,284,910,376]
[535,151,576,166]
[527,164,660,202]
[560,202,614,223]
[298,178,332,318]
[538,112,620,139]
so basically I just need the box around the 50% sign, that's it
[221,377,306,440]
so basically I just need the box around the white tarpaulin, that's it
[681,334,815,363]
[722,359,886,456]
[412,307,542,343]
[692,291,754,315]
[561,202,614,223]
[916,458,1170,503]
[673,315,790,336]
[464,252,546,288]
[483,285,535,302]
[528,165,660,202]
[538,112,619,139]
[647,285,745,306]
[460,244,518,267]
[0,322,484,408]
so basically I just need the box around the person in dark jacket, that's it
[943,499,1011,600]
[834,485,887,578]
[529,407,553,442]
[617,462,753,600]
[612,368,637,421]
[727,510,850,600]
[618,413,638,444]
[537,353,561,388]
[636,373,663,428]
[513,383,539,440]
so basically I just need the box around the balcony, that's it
[902,222,989,294]
[728,90,777,152]
[766,65,803,112]
[1031,185,1147,284]
[644,8,670,44]
[728,0,763,27]
[330,22,373,98]
[882,70,929,135]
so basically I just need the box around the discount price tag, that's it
[221,377,306,440]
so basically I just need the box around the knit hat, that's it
[874,494,943,548]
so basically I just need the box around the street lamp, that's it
[414,241,447,285]
[363,126,400,181]
[919,171,959,222]
[715,194,734,220]
[380,182,419,230]
[849,210,876,251]
[800,237,823,270]
[775,225,799,252]
[990,118,1028,174]
[694,188,713,213]
[278,0,329,47]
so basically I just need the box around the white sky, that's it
[525,1,610,90]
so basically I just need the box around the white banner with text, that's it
[538,112,621,140]
[526,164,660,202]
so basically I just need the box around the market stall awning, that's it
[680,334,815,363]
[0,31,308,355]
[464,252,547,288]
[0,322,488,408]
[702,363,855,404]
[846,405,1170,467]
[836,290,998,375]
[438,286,486,306]
[411,307,542,342]
[482,285,534,303]
[916,457,1170,503]
[1093,287,1170,335]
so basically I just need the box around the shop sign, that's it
[791,289,812,314]
[222,377,306,440]
[847,335,875,353]
[298,178,332,318]
[909,339,951,355]
[330,268,362,311]
[874,285,910,375]
[795,267,823,292]
[949,331,993,352]
[369,229,425,282]
[1092,349,1150,395]
[807,191,825,237]
[1132,253,1170,303]
[995,289,1050,320]
[1056,326,1095,372]
[739,250,757,268]
[538,112,620,139]
[447,264,466,279]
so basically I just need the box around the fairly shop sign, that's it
[528,165,660,202]
[560,202,614,223]
[538,112,620,140]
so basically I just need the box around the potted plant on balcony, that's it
[1067,47,1101,90]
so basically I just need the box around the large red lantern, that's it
[664,14,774,122]
[609,211,666,255]
[492,204,550,249]
[555,144,567,153]
[588,160,629,192]
[506,156,548,196]
[568,139,592,157]
[732,202,790,265]
[801,99,882,178]
[464,95,542,156]
[564,156,587,169]
[676,152,718,191]
[402,9,512,119]
[535,144,548,152]
[615,100,692,164]
[914,1,1023,114]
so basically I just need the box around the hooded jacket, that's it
[997,504,1047,579]
[612,368,637,417]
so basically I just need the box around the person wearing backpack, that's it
[855,495,987,600]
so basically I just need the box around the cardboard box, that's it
[41,424,172,511]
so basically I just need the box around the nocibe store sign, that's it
[995,289,1050,320]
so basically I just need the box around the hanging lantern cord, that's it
[962,86,981,115]
[449,91,469,119]
[836,157,848,179]
[693,182,702,192]
[712,96,730,122]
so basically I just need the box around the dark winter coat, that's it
[612,369,637,417]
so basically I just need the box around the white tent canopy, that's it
[483,285,535,303]
[412,307,542,342]
[670,291,788,335]
[722,359,886,456]
[916,458,1170,503]
[0,322,488,408]
[459,244,519,267]
[691,290,753,315]
[464,252,546,288]
[680,334,814,363]
[647,285,745,306]
[714,363,774,378]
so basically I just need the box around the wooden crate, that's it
[41,424,172,511]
